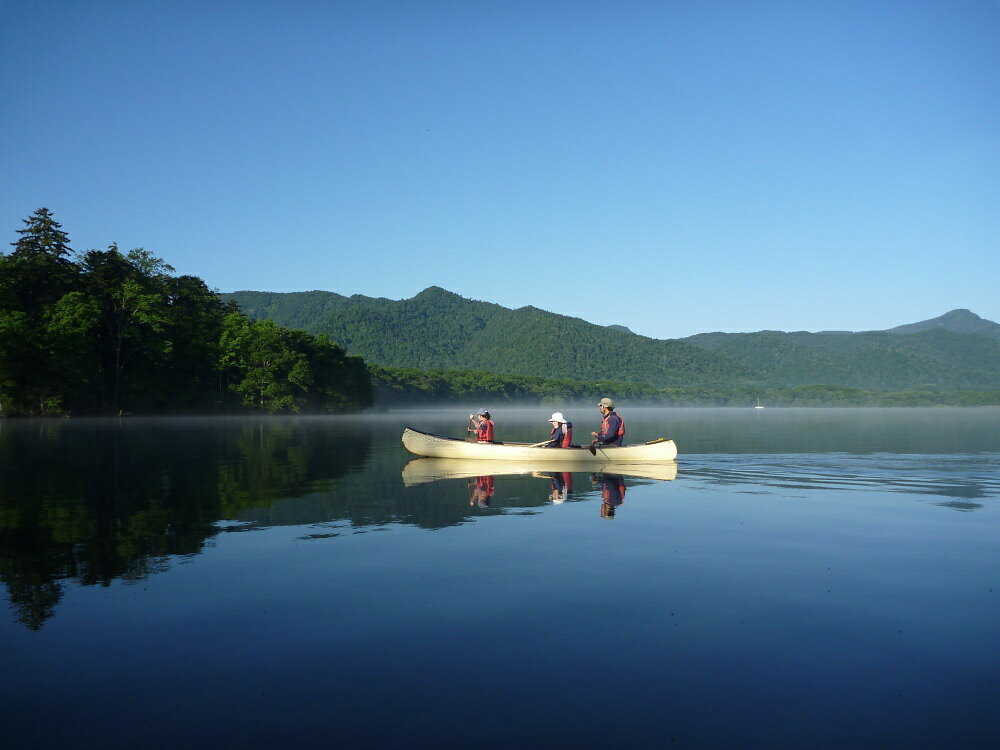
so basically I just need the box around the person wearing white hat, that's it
[544,411,573,448]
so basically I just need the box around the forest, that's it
[229,288,1000,391]
[370,365,1000,407]
[0,209,372,416]
[4,209,998,417]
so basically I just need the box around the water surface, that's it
[1,408,997,747]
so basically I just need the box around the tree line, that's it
[370,365,1000,407]
[0,209,372,415]
[3,209,997,416]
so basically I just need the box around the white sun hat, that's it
[549,412,567,423]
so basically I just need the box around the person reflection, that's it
[593,473,626,519]
[548,471,573,504]
[468,475,495,507]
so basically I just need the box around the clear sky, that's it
[2,0,997,338]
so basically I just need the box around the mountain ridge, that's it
[225,288,1000,391]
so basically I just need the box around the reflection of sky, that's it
[680,453,1000,506]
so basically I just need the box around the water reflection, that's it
[681,453,1000,507]
[0,419,371,629]
[401,457,678,484]
[2,410,996,631]
[468,476,495,507]
[596,474,626,519]
[547,471,573,503]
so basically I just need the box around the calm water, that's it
[1,408,998,748]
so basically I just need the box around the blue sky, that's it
[2,1,997,338]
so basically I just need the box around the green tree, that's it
[0,209,83,413]
[80,245,171,413]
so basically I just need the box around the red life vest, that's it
[550,423,573,448]
[600,412,625,440]
[476,419,494,442]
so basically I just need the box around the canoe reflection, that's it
[403,458,677,519]
[402,458,678,486]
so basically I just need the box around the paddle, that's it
[589,440,611,459]
[527,440,552,448]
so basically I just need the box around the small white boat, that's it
[402,457,678,486]
[754,398,764,410]
[401,427,678,463]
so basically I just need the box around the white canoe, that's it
[402,457,678,486]
[401,427,678,463]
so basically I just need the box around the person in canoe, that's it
[590,397,625,447]
[468,408,495,443]
[545,412,573,448]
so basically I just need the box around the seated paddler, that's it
[591,397,625,446]
[545,412,573,448]
[468,408,495,443]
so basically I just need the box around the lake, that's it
[1,408,998,748]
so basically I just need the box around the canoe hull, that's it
[401,427,678,463]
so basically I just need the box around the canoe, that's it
[401,427,678,463]
[402,457,678,486]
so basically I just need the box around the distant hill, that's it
[884,309,1000,341]
[226,289,1000,391]
[226,287,753,387]
[681,328,1000,390]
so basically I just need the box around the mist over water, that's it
[1,408,997,748]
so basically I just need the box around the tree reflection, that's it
[0,419,370,629]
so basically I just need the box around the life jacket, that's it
[600,412,625,442]
[476,419,494,443]
[550,422,573,448]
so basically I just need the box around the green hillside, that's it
[227,287,753,387]
[683,328,1000,390]
[227,288,1000,391]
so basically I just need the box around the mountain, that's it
[885,309,1000,341]
[681,328,1000,390]
[227,287,753,387]
[226,289,1000,391]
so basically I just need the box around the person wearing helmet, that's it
[544,412,573,448]
[468,408,495,443]
[591,397,625,446]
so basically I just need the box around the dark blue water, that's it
[1,408,997,748]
